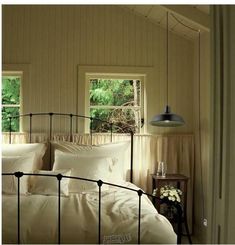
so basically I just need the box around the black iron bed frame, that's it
[2,112,182,244]
[7,112,134,180]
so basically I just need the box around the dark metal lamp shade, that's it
[150,12,185,128]
[150,105,185,127]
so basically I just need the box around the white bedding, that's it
[2,182,176,244]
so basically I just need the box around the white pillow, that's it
[53,150,113,193]
[91,141,130,182]
[50,141,92,166]
[2,153,36,194]
[51,141,92,153]
[2,143,47,170]
[30,169,71,196]
[51,141,130,183]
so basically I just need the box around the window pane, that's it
[90,108,141,133]
[90,79,140,106]
[2,76,20,105]
[2,107,20,132]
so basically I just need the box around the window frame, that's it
[86,73,144,133]
[2,63,30,132]
[78,65,154,134]
[2,71,23,132]
[86,73,145,134]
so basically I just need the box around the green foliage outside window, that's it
[90,79,141,133]
[2,76,21,132]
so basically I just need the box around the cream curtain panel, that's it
[2,132,194,231]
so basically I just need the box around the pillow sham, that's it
[50,141,92,167]
[51,140,130,182]
[53,150,113,193]
[2,153,36,194]
[30,169,71,196]
[2,143,47,170]
[51,141,92,153]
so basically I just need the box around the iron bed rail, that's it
[8,112,115,144]
[2,172,180,245]
[6,112,134,182]
[4,112,182,244]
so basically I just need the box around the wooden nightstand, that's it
[151,173,192,244]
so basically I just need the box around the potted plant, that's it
[153,185,183,220]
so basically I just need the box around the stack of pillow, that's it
[2,143,47,194]
[2,140,130,196]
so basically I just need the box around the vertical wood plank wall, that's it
[193,31,211,243]
[2,4,211,243]
[2,5,195,134]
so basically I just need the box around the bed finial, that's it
[97,179,103,187]
[14,171,24,178]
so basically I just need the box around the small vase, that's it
[156,161,167,177]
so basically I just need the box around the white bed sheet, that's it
[2,182,176,244]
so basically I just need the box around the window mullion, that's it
[90,106,141,109]
[2,104,20,108]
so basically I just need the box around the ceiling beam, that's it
[161,5,210,31]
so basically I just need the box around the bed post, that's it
[29,113,32,143]
[49,112,53,141]
[69,114,73,142]
[110,123,113,143]
[130,130,134,183]
[90,117,93,145]
[9,116,12,144]
[49,113,53,169]
[57,174,62,244]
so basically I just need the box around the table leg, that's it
[184,216,192,244]
[177,204,182,244]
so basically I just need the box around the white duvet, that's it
[2,182,176,244]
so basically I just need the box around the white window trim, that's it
[2,72,22,132]
[2,104,20,108]
[88,75,143,133]
[2,63,31,132]
[89,106,141,109]
[78,65,154,134]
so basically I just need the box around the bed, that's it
[2,112,177,244]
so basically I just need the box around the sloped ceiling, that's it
[122,5,210,40]
[194,5,210,14]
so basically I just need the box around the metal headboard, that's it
[4,112,184,245]
[7,112,134,183]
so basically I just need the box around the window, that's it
[2,74,21,132]
[89,76,143,133]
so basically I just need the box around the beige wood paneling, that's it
[2,5,212,243]
[210,6,235,244]
[123,5,210,37]
[193,31,211,243]
[2,5,195,134]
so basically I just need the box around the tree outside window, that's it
[89,79,142,133]
[2,76,21,132]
